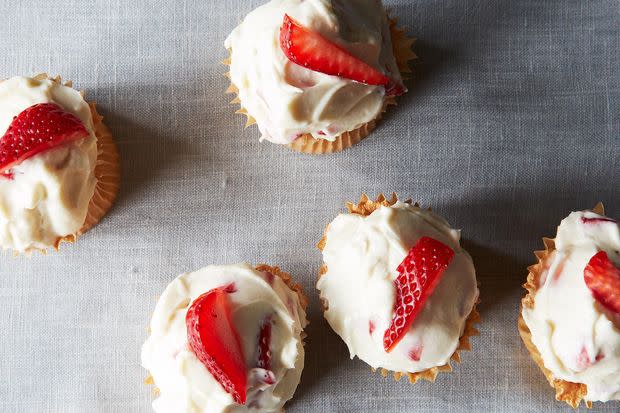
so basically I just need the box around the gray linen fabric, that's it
[0,0,618,412]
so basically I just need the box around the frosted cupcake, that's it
[142,263,308,413]
[224,0,415,154]
[519,205,620,407]
[317,194,479,382]
[0,74,120,255]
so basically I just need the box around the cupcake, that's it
[142,263,308,412]
[0,74,120,255]
[519,204,620,407]
[224,0,415,154]
[316,194,479,382]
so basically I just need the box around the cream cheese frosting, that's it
[0,76,97,252]
[317,202,478,372]
[224,0,403,144]
[522,210,620,402]
[141,263,308,413]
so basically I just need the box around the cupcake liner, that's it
[5,74,120,256]
[389,18,417,80]
[317,193,480,383]
[225,16,416,154]
[144,264,309,404]
[518,203,605,409]
[78,100,121,234]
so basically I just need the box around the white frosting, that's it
[0,76,97,252]
[141,263,308,413]
[225,0,403,144]
[522,210,620,402]
[317,202,478,372]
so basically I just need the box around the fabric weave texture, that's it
[0,0,618,412]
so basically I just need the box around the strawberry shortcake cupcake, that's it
[519,204,620,407]
[141,263,308,413]
[0,74,120,255]
[224,0,415,154]
[316,194,479,382]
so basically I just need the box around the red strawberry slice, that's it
[575,346,591,370]
[584,251,620,315]
[582,217,617,224]
[551,255,567,283]
[383,236,454,352]
[280,14,389,86]
[186,287,247,404]
[368,319,376,336]
[386,82,406,97]
[256,315,272,370]
[408,343,424,362]
[0,103,89,174]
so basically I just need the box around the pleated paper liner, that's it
[144,264,309,404]
[225,16,416,154]
[79,101,121,233]
[518,203,606,409]
[10,74,121,256]
[317,193,480,383]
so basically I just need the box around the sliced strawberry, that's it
[383,236,454,352]
[408,343,424,362]
[256,315,272,370]
[280,14,389,86]
[582,217,617,224]
[551,255,567,283]
[261,270,275,286]
[0,103,89,174]
[368,319,375,336]
[186,287,247,404]
[584,251,620,315]
[386,82,406,97]
[1,170,13,180]
[575,346,591,370]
